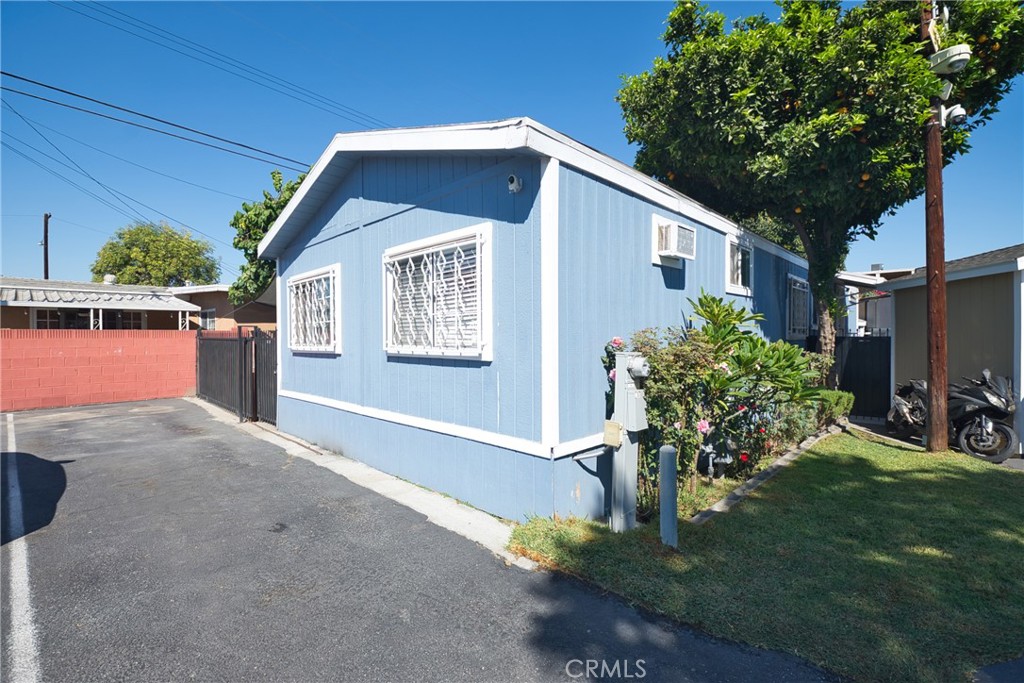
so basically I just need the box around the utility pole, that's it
[42,212,52,280]
[921,4,948,451]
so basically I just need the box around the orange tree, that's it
[619,0,1024,357]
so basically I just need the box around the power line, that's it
[49,217,111,236]
[0,86,308,174]
[1,71,310,167]
[50,1,390,130]
[3,138,242,277]
[4,100,149,224]
[2,140,142,222]
[91,0,392,130]
[21,114,252,201]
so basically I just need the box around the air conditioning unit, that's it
[656,221,696,260]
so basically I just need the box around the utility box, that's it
[611,352,650,532]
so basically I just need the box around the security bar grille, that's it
[288,266,339,353]
[385,236,481,355]
[788,277,810,339]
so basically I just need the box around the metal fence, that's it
[807,334,892,418]
[196,328,276,424]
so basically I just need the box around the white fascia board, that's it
[2,300,201,312]
[169,285,230,295]
[880,260,1021,291]
[522,122,806,267]
[836,271,884,287]
[258,133,344,259]
[258,117,807,269]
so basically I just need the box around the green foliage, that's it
[510,433,1024,682]
[803,350,834,386]
[228,170,305,305]
[619,0,1024,315]
[610,292,822,516]
[817,389,855,424]
[90,221,219,287]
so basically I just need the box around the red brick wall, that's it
[0,330,196,412]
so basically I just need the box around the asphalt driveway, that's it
[1,399,835,682]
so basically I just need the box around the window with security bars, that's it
[787,277,810,339]
[288,265,340,353]
[383,224,491,358]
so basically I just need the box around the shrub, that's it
[817,389,855,425]
[605,292,823,517]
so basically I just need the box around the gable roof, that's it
[880,243,1024,291]
[0,276,200,312]
[256,117,805,266]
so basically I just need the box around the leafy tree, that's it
[619,0,1024,359]
[90,221,219,286]
[228,170,305,305]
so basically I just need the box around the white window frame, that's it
[198,308,217,331]
[725,235,753,297]
[382,222,493,361]
[786,275,811,340]
[287,263,342,355]
[650,213,696,268]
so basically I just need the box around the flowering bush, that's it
[605,291,826,517]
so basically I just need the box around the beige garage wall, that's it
[894,272,1014,384]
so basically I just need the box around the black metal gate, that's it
[808,334,891,418]
[252,328,277,425]
[196,328,276,424]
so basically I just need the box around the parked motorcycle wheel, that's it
[886,417,917,441]
[956,421,1020,463]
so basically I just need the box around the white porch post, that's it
[90,308,95,330]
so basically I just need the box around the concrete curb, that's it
[689,425,844,526]
[183,397,537,571]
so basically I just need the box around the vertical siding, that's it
[557,166,807,442]
[279,155,542,441]
[895,273,1015,384]
[278,396,606,521]
[750,245,811,341]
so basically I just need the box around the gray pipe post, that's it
[659,445,678,548]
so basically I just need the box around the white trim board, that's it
[540,158,560,449]
[257,118,808,268]
[880,259,1024,291]
[279,388,603,461]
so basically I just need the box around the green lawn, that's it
[510,432,1024,682]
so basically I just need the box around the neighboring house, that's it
[836,267,914,337]
[170,282,276,332]
[0,276,199,329]
[880,243,1024,449]
[256,117,811,521]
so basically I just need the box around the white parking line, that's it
[4,413,41,683]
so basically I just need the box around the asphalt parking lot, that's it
[1,399,836,682]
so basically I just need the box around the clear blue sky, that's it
[2,1,1021,283]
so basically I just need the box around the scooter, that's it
[887,369,1020,463]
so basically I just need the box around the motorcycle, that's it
[886,369,1020,463]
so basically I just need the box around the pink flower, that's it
[759,427,766,433]
[610,337,624,349]
[740,453,750,462]
[697,419,710,435]
[673,421,682,430]
[608,369,617,382]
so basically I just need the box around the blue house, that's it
[257,118,810,521]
